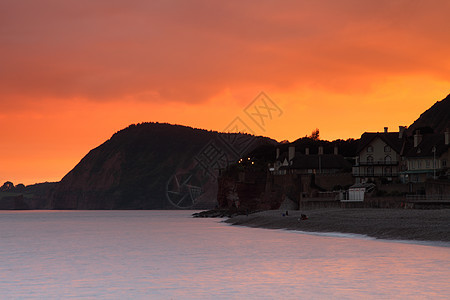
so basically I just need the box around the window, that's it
[367,145,373,153]
[418,161,422,168]
[385,167,392,175]
[384,155,391,164]
[384,145,391,152]
[367,156,374,164]
[426,160,430,168]
[443,160,447,167]
[367,166,374,176]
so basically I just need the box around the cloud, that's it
[0,0,449,107]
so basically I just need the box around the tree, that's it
[14,184,26,192]
[1,181,14,191]
[309,128,320,141]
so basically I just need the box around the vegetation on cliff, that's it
[51,122,274,209]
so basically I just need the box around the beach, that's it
[225,208,450,242]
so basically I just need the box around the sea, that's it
[0,210,449,299]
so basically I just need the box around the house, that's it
[274,145,351,175]
[353,127,406,183]
[401,129,450,183]
[272,145,353,193]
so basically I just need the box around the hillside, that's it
[50,122,275,209]
[0,182,57,210]
[407,94,450,135]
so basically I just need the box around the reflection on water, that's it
[0,210,449,299]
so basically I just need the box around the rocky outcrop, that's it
[217,170,286,211]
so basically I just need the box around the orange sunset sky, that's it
[1,0,449,185]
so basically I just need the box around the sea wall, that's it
[315,173,354,190]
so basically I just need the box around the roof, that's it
[276,152,289,163]
[404,133,449,158]
[356,132,404,154]
[285,154,351,170]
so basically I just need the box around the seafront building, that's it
[401,130,450,183]
[269,126,449,206]
[352,127,406,184]
[274,145,351,175]
[353,127,449,184]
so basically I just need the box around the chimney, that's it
[276,148,280,159]
[414,130,422,147]
[399,126,406,139]
[318,146,324,155]
[384,127,388,133]
[305,147,309,155]
[334,145,338,155]
[445,128,449,145]
[288,146,295,161]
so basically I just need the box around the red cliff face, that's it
[217,170,285,211]
[52,150,123,209]
[50,122,276,209]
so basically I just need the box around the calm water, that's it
[0,211,449,299]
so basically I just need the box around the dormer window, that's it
[367,145,373,153]
[384,145,391,152]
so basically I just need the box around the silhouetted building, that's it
[353,127,406,183]
[401,129,450,182]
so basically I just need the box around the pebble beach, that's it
[225,208,450,242]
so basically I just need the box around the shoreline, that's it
[224,208,450,243]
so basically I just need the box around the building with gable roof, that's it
[401,129,450,183]
[352,127,407,183]
[274,146,351,175]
